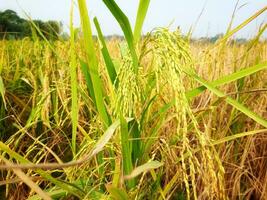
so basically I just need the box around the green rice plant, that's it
[102,0,139,74]
[120,115,135,189]
[0,76,6,109]
[214,6,267,48]
[186,62,267,99]
[70,0,79,156]
[77,0,110,127]
[134,0,151,44]
[188,72,267,127]
[0,1,266,199]
[94,17,117,86]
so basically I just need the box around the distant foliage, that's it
[0,9,62,40]
[196,33,248,44]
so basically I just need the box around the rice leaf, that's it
[124,160,163,180]
[70,0,78,156]
[77,0,110,127]
[215,6,267,46]
[1,157,51,200]
[187,72,267,128]
[106,185,129,200]
[212,129,267,145]
[102,0,139,74]
[80,59,96,105]
[129,120,141,164]
[186,62,267,99]
[0,76,6,109]
[134,0,151,43]
[120,115,135,188]
[28,189,67,200]
[90,118,133,157]
[93,17,117,85]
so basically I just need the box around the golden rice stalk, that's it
[113,54,141,118]
[150,28,225,199]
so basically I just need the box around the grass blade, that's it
[102,0,139,74]
[129,120,141,164]
[186,62,267,99]
[90,118,133,157]
[0,76,6,109]
[77,0,110,127]
[93,17,117,85]
[124,160,163,180]
[187,71,267,128]
[70,0,78,156]
[80,59,96,105]
[120,115,135,188]
[214,6,267,46]
[106,185,129,200]
[213,129,267,145]
[134,0,151,43]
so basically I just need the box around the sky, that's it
[0,0,267,38]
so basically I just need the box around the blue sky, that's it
[1,0,266,38]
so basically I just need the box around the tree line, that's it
[0,9,62,40]
[0,9,250,43]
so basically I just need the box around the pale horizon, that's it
[1,0,267,39]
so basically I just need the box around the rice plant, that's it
[0,1,266,200]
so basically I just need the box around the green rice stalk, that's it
[212,6,267,48]
[70,0,79,156]
[93,17,117,86]
[102,0,139,74]
[187,72,267,128]
[134,0,151,44]
[120,115,135,189]
[186,62,267,99]
[77,0,110,127]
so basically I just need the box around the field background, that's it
[0,1,267,200]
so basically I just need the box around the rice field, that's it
[0,1,267,199]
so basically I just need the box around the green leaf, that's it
[77,0,110,127]
[120,115,135,189]
[93,17,117,86]
[124,160,163,180]
[214,6,267,46]
[102,0,138,74]
[90,118,133,157]
[186,62,267,99]
[106,185,129,200]
[212,129,267,145]
[70,1,78,155]
[80,59,96,105]
[187,71,267,128]
[28,188,67,200]
[129,120,141,164]
[0,76,6,109]
[134,0,151,43]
